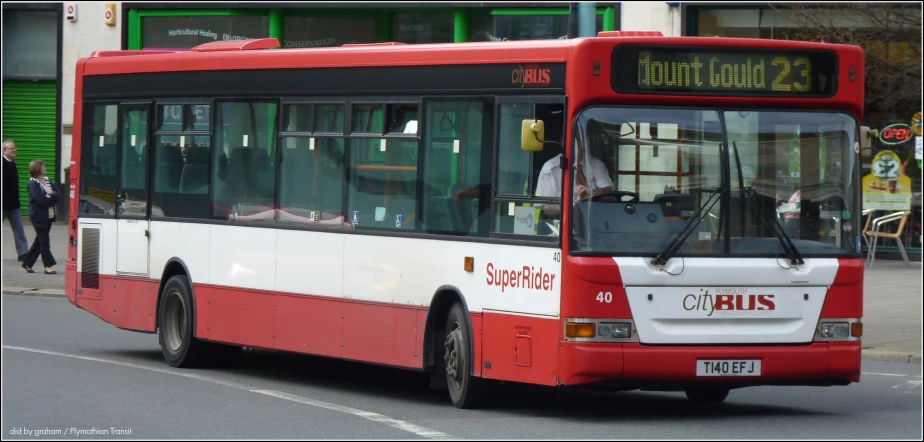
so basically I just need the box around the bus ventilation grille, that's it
[81,228,100,289]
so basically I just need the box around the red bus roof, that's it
[78,36,865,118]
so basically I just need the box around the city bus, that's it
[66,32,866,408]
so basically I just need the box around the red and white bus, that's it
[66,32,866,408]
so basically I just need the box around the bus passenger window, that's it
[420,100,490,236]
[211,101,278,223]
[148,103,211,220]
[348,138,419,230]
[277,136,345,226]
[152,135,210,219]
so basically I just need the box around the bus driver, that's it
[535,119,614,218]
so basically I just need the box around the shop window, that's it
[470,13,603,42]
[283,17,377,48]
[392,12,454,44]
[2,10,58,79]
[141,16,269,49]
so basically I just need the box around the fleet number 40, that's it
[596,292,613,303]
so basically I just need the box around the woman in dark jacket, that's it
[22,159,60,274]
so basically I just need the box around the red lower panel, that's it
[480,312,559,386]
[196,284,428,369]
[828,341,862,383]
[558,342,861,386]
[96,276,159,333]
[198,285,275,349]
[342,302,426,368]
[65,261,77,304]
[273,294,344,359]
[558,342,624,385]
[471,313,483,377]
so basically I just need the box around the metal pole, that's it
[578,2,596,37]
[567,3,579,39]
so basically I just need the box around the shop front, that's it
[683,3,922,260]
[123,3,620,50]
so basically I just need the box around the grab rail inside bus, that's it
[354,165,417,172]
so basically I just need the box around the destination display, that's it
[612,46,838,97]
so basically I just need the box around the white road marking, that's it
[892,380,922,392]
[3,345,454,439]
[862,372,911,377]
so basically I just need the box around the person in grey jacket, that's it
[21,159,59,274]
[2,140,29,261]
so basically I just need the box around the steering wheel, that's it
[590,190,640,202]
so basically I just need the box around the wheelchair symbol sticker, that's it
[396,214,403,228]
[352,211,359,225]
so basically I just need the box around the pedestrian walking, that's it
[22,159,59,274]
[2,139,30,261]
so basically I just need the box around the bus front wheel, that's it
[684,387,730,403]
[444,303,486,409]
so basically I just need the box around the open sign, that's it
[879,123,913,145]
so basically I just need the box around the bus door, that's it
[114,102,152,276]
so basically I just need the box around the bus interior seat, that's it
[180,146,210,194]
[156,144,183,193]
[280,145,315,211]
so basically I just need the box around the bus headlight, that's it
[820,322,850,338]
[598,322,632,339]
[564,319,638,342]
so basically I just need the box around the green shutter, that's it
[2,80,58,209]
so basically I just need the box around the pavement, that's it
[4,219,922,364]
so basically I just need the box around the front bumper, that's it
[559,341,861,388]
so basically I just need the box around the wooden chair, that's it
[863,210,913,267]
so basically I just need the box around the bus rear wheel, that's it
[158,275,209,368]
[444,303,487,409]
[684,387,730,403]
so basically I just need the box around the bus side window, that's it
[420,100,490,237]
[210,101,278,223]
[494,102,564,237]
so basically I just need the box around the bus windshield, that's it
[570,107,860,259]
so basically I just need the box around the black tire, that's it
[444,303,488,409]
[157,275,209,368]
[684,387,730,403]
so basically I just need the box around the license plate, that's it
[697,360,761,376]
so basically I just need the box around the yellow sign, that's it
[913,111,922,137]
[862,150,911,210]
[88,186,117,204]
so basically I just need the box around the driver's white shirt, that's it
[535,154,613,199]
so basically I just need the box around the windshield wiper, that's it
[731,142,804,266]
[651,186,724,266]
[741,188,805,265]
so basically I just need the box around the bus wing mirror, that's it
[521,119,545,152]
[860,126,877,158]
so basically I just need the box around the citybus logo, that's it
[512,64,551,88]
[683,289,776,317]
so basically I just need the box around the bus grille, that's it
[81,228,100,289]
